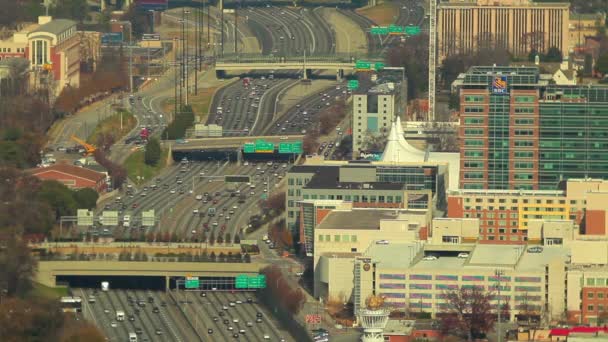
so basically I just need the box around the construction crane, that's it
[70,135,96,156]
[428,0,437,122]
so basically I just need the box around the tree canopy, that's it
[144,137,161,166]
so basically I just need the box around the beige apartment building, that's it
[313,208,429,299]
[437,0,570,60]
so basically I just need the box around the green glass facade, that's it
[459,66,608,190]
[538,87,608,189]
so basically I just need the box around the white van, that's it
[116,310,125,321]
[123,215,130,227]
[129,332,138,342]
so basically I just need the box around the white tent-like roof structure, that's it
[380,117,461,190]
[381,116,427,163]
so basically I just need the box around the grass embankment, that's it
[356,1,400,26]
[30,282,69,300]
[189,86,218,122]
[123,148,169,185]
[161,86,218,123]
[87,110,136,145]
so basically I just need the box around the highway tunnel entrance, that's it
[242,151,298,162]
[56,275,167,291]
[172,149,238,162]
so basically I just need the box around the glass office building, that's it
[457,66,608,190]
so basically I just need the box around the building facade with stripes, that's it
[437,0,570,61]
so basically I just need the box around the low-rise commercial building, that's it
[0,16,80,95]
[447,179,608,244]
[314,208,428,299]
[286,160,443,238]
[351,243,568,322]
[30,163,107,192]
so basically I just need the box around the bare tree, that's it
[423,121,459,152]
[360,131,388,153]
[438,286,496,341]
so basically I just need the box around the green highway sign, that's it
[278,141,303,154]
[243,142,255,153]
[243,140,276,153]
[355,61,372,71]
[185,276,199,289]
[405,25,421,35]
[347,80,359,90]
[374,62,385,71]
[388,24,404,35]
[235,274,248,289]
[255,140,274,153]
[261,193,268,200]
[370,26,389,35]
[225,175,251,183]
[234,274,267,289]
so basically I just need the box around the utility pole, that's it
[234,5,238,54]
[428,0,436,122]
[495,269,504,342]
[194,0,201,95]
[220,0,225,57]
[199,0,203,70]
[206,0,210,50]
[127,24,133,94]
[184,9,190,106]
[174,38,179,116]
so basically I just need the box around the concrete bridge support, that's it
[336,69,344,82]
[303,69,310,80]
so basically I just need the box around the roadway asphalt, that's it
[339,0,427,56]
[79,288,293,342]
[96,159,290,241]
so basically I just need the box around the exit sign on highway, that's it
[347,80,359,90]
[185,276,199,289]
[405,25,421,35]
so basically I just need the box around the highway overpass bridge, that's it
[170,135,305,161]
[215,53,383,79]
[38,260,267,290]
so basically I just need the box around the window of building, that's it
[588,305,595,312]
[342,235,350,242]
[515,96,535,103]
[334,235,340,242]
[351,235,357,242]
[599,292,604,299]
[464,95,484,102]
[588,292,595,299]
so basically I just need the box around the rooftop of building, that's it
[570,13,606,22]
[289,165,336,174]
[439,0,570,7]
[383,320,415,336]
[365,242,421,269]
[378,243,569,272]
[315,209,403,231]
[31,19,76,35]
[353,68,405,95]
[29,163,106,183]
[380,117,460,190]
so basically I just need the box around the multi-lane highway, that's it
[97,158,290,241]
[79,288,292,342]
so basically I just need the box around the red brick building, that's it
[31,163,107,192]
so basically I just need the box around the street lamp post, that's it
[495,269,504,342]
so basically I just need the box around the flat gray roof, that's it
[366,242,420,269]
[316,210,399,230]
[410,256,467,270]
